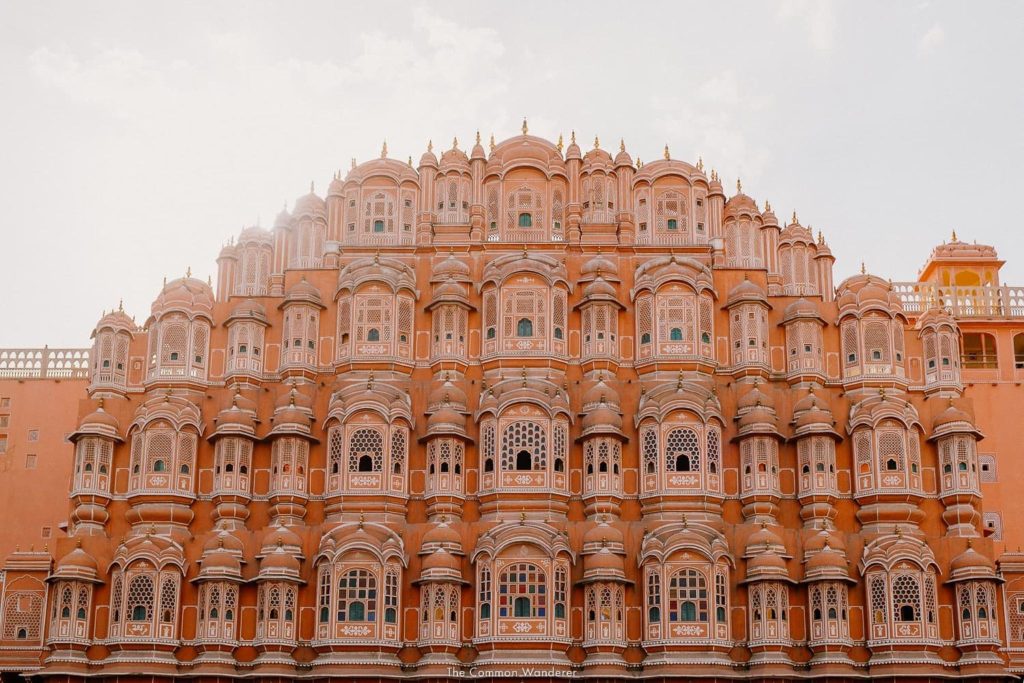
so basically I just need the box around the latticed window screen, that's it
[657,295,695,344]
[668,569,708,622]
[347,428,384,472]
[892,574,922,622]
[363,191,395,234]
[665,428,701,472]
[656,190,688,236]
[390,428,407,475]
[498,563,546,618]
[500,421,547,471]
[355,296,392,344]
[864,320,891,362]
[337,569,377,622]
[2,592,42,640]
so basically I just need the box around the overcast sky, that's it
[1,0,1021,347]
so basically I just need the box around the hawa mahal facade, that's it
[2,126,1024,681]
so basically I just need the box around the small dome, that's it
[582,404,623,433]
[422,547,461,571]
[203,531,244,554]
[228,299,268,324]
[263,523,303,551]
[439,144,470,170]
[737,382,775,411]
[81,403,120,431]
[293,190,325,216]
[282,277,323,307]
[950,544,996,574]
[260,545,301,574]
[201,548,241,573]
[418,144,439,168]
[422,520,462,548]
[582,376,620,409]
[427,406,467,433]
[727,277,768,306]
[613,141,632,167]
[152,276,214,318]
[427,375,468,412]
[933,401,973,429]
[93,308,135,336]
[564,133,582,160]
[580,252,619,281]
[583,546,625,574]
[57,546,98,574]
[746,524,784,553]
[432,253,472,281]
[747,551,787,574]
[582,276,617,300]
[804,529,846,554]
[274,207,291,228]
[470,133,486,161]
[583,520,623,548]
[805,542,849,573]
[782,298,821,323]
[724,191,758,216]
[239,225,272,244]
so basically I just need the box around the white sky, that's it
[1,0,1022,347]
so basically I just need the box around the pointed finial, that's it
[381,140,388,158]
[818,230,824,244]
[736,178,742,193]
[521,117,528,134]
[519,511,527,524]
[207,275,212,286]
[489,133,496,151]
[186,266,192,278]
[664,144,670,160]
[556,133,563,152]
[476,130,481,145]
[792,210,798,224]
[593,135,600,149]
[861,261,866,274]
[620,138,625,152]
[309,180,315,193]
[452,136,458,150]
[681,514,688,529]
[951,229,958,242]
[358,512,364,528]
[351,157,356,169]
[407,156,412,166]
[697,155,704,171]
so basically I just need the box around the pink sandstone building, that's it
[2,126,1024,681]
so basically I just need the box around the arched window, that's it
[348,429,384,473]
[670,327,683,341]
[518,213,533,228]
[337,569,376,623]
[498,563,545,618]
[669,569,708,622]
[517,318,534,337]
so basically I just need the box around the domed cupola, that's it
[613,138,633,168]
[579,249,619,283]
[470,131,487,161]
[438,138,470,172]
[268,386,315,439]
[281,276,324,308]
[51,541,102,583]
[150,275,215,321]
[564,130,582,160]
[70,398,123,443]
[427,373,469,414]
[196,534,244,582]
[418,140,439,169]
[293,187,326,219]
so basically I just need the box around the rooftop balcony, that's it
[0,347,90,379]
[892,282,1024,318]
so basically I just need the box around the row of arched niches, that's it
[42,134,1004,677]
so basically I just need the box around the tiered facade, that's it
[2,127,1024,681]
